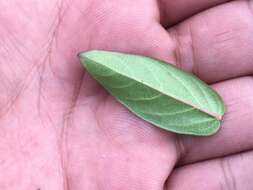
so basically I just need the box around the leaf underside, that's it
[80,50,225,136]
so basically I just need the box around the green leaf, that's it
[79,50,225,136]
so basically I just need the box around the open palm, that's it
[0,0,253,189]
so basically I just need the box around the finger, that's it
[177,76,253,164]
[159,0,229,26]
[166,151,253,190]
[168,0,253,83]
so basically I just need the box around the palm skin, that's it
[0,0,253,189]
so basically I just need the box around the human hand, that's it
[0,0,253,189]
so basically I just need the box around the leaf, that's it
[79,50,225,136]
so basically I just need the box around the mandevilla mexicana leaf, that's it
[79,50,225,136]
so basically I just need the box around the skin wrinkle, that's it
[37,60,47,117]
[174,134,186,164]
[76,0,105,37]
[16,1,59,61]
[53,0,70,48]
[0,10,31,64]
[213,29,237,48]
[94,95,121,147]
[74,3,95,51]
[47,1,67,81]
[247,0,253,16]
[74,2,102,52]
[0,63,39,119]
[0,38,10,60]
[168,26,197,75]
[220,157,237,190]
[61,70,94,189]
[3,26,31,63]
[36,5,61,116]
[0,80,15,118]
[59,65,86,190]
[8,65,65,188]
[83,1,162,56]
[32,1,70,188]
[61,107,74,190]
[170,28,183,70]
[59,75,88,190]
[2,0,68,121]
[36,0,69,69]
[94,106,115,148]
[0,29,40,119]
[188,22,200,78]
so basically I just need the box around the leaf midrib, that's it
[83,56,222,120]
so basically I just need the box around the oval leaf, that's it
[79,50,225,136]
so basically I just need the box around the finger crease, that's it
[189,23,199,77]
[175,135,187,163]
[247,0,253,16]
[170,28,183,69]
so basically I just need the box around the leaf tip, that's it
[79,50,102,63]
[79,51,94,67]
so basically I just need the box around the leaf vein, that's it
[125,93,163,101]
[109,81,136,89]
[165,68,202,106]
[141,107,195,116]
